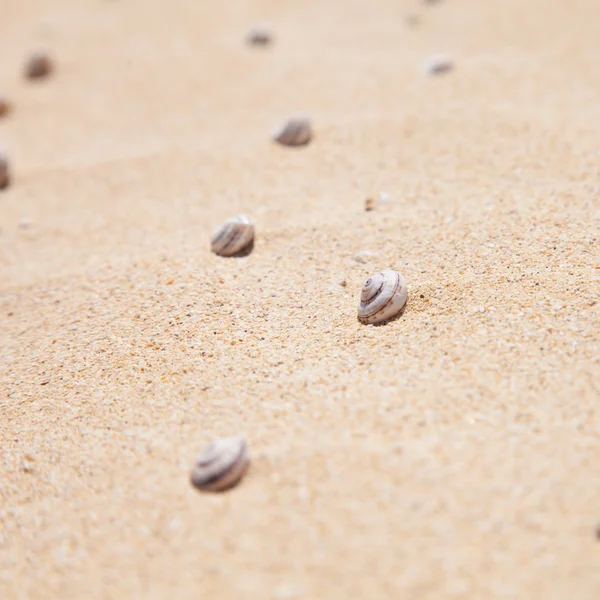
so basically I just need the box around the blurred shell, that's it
[358,269,408,324]
[353,250,377,264]
[423,54,453,76]
[246,24,273,46]
[272,115,312,147]
[24,52,53,79]
[190,435,250,492]
[211,214,255,256]
[0,97,11,117]
[0,150,9,190]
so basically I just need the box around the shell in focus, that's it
[272,115,312,147]
[190,435,250,492]
[357,269,408,324]
[211,214,255,257]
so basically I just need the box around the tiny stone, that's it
[365,197,377,212]
[18,218,31,229]
[0,97,11,117]
[379,191,391,204]
[24,52,54,80]
[246,24,273,47]
[0,150,10,190]
[353,250,376,264]
[423,54,453,76]
[335,278,347,287]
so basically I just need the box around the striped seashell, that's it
[211,214,255,257]
[190,435,250,492]
[272,115,312,147]
[358,269,408,324]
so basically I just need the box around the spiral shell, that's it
[190,435,250,492]
[272,115,312,147]
[211,214,255,256]
[358,269,408,324]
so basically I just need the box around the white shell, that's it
[211,214,255,256]
[190,435,250,492]
[358,269,408,324]
[423,54,453,75]
[272,115,312,147]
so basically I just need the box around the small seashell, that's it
[272,115,312,147]
[423,54,453,76]
[0,97,11,117]
[246,24,273,46]
[353,250,376,264]
[358,269,408,324]
[190,435,250,492]
[24,52,54,79]
[0,150,10,190]
[211,214,255,257]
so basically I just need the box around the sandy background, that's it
[1,0,600,598]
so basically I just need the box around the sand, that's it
[1,0,599,598]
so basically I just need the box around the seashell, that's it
[272,115,312,147]
[24,52,54,79]
[358,269,408,324]
[211,214,255,257]
[190,435,250,492]
[423,54,453,76]
[0,150,9,190]
[246,24,273,46]
[353,250,377,264]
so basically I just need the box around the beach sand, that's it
[1,0,599,597]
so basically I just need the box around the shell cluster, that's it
[272,115,312,147]
[357,269,408,324]
[211,214,255,257]
[190,435,250,492]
